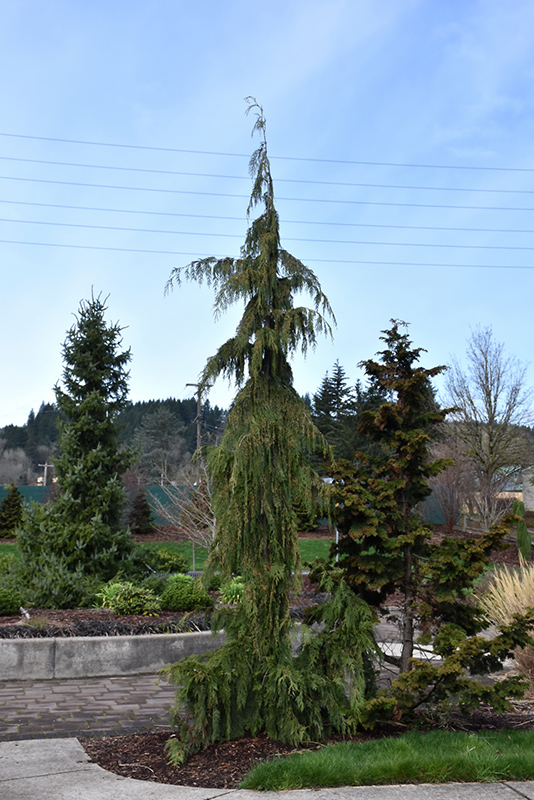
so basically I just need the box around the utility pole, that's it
[186,382,202,572]
[38,462,54,487]
[186,383,202,455]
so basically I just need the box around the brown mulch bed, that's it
[0,608,214,638]
[81,731,318,788]
[80,701,534,789]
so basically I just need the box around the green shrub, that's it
[141,573,171,595]
[0,552,17,574]
[160,574,213,612]
[126,543,188,580]
[95,581,125,609]
[156,548,189,574]
[203,572,222,591]
[19,553,100,609]
[0,587,23,615]
[125,543,161,579]
[220,576,244,604]
[105,582,161,616]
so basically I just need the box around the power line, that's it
[0,216,241,240]
[3,216,534,251]
[0,238,532,268]
[0,174,249,199]
[0,239,222,257]
[2,199,534,234]
[1,174,534,212]
[2,155,534,194]
[1,131,534,173]
[0,199,247,223]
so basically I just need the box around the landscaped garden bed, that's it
[0,573,328,638]
[80,703,534,789]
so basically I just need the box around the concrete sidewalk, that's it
[2,738,534,800]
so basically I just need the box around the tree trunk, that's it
[400,545,414,673]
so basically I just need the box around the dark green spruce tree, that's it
[165,100,376,763]
[0,483,23,538]
[312,361,389,462]
[333,322,533,725]
[18,295,134,607]
[127,487,155,537]
[312,361,357,460]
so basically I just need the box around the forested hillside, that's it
[0,397,226,485]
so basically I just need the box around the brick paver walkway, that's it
[0,674,176,741]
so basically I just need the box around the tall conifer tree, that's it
[18,295,134,606]
[166,100,375,762]
[333,323,532,725]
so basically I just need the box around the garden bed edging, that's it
[0,630,226,680]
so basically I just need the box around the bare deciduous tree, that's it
[0,440,32,484]
[150,463,215,555]
[446,327,533,528]
[428,437,473,532]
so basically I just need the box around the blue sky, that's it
[1,0,534,426]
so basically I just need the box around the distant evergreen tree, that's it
[127,487,155,536]
[118,397,226,454]
[312,361,389,462]
[0,422,27,451]
[0,483,23,538]
[136,407,188,483]
[312,361,357,460]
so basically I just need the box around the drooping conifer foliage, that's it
[18,295,134,607]
[165,100,375,763]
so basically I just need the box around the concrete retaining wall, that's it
[0,630,225,680]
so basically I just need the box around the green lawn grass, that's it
[241,729,534,790]
[0,537,332,571]
[298,538,333,563]
[148,540,209,570]
[141,538,332,571]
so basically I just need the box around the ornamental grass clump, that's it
[480,560,534,686]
